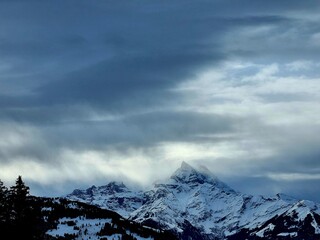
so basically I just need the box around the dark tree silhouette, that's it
[0,179,9,223]
[0,179,8,199]
[7,176,43,239]
[10,175,30,220]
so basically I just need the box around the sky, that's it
[1,0,320,202]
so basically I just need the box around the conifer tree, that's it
[10,175,30,222]
[0,179,9,222]
[0,179,8,204]
[9,176,37,238]
[10,175,30,199]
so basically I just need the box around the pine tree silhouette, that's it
[10,175,30,221]
[8,176,39,239]
[0,179,9,225]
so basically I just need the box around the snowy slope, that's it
[129,162,311,238]
[66,181,144,218]
[66,162,320,239]
[37,197,177,240]
[230,199,320,239]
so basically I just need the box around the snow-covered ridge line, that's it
[66,161,320,239]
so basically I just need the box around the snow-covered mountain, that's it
[66,162,320,239]
[66,181,144,218]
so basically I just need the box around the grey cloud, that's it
[235,125,320,201]
[263,144,320,175]
[0,110,238,165]
[0,0,320,202]
[1,1,312,115]
[226,176,320,203]
[42,110,238,151]
[224,17,320,62]
[257,92,316,103]
[37,52,220,110]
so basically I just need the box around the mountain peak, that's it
[168,162,235,192]
[180,161,195,171]
[170,162,199,184]
[170,162,213,185]
[172,161,196,175]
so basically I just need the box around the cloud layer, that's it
[0,0,320,201]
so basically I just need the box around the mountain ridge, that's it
[66,161,320,239]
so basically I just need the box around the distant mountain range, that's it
[64,161,320,239]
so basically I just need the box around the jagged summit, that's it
[180,161,193,170]
[178,161,213,174]
[170,161,199,182]
[172,161,218,179]
[169,161,234,191]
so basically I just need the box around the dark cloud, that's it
[1,0,316,114]
[37,52,219,109]
[0,0,319,202]
[1,1,308,113]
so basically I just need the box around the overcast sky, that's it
[1,0,320,202]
